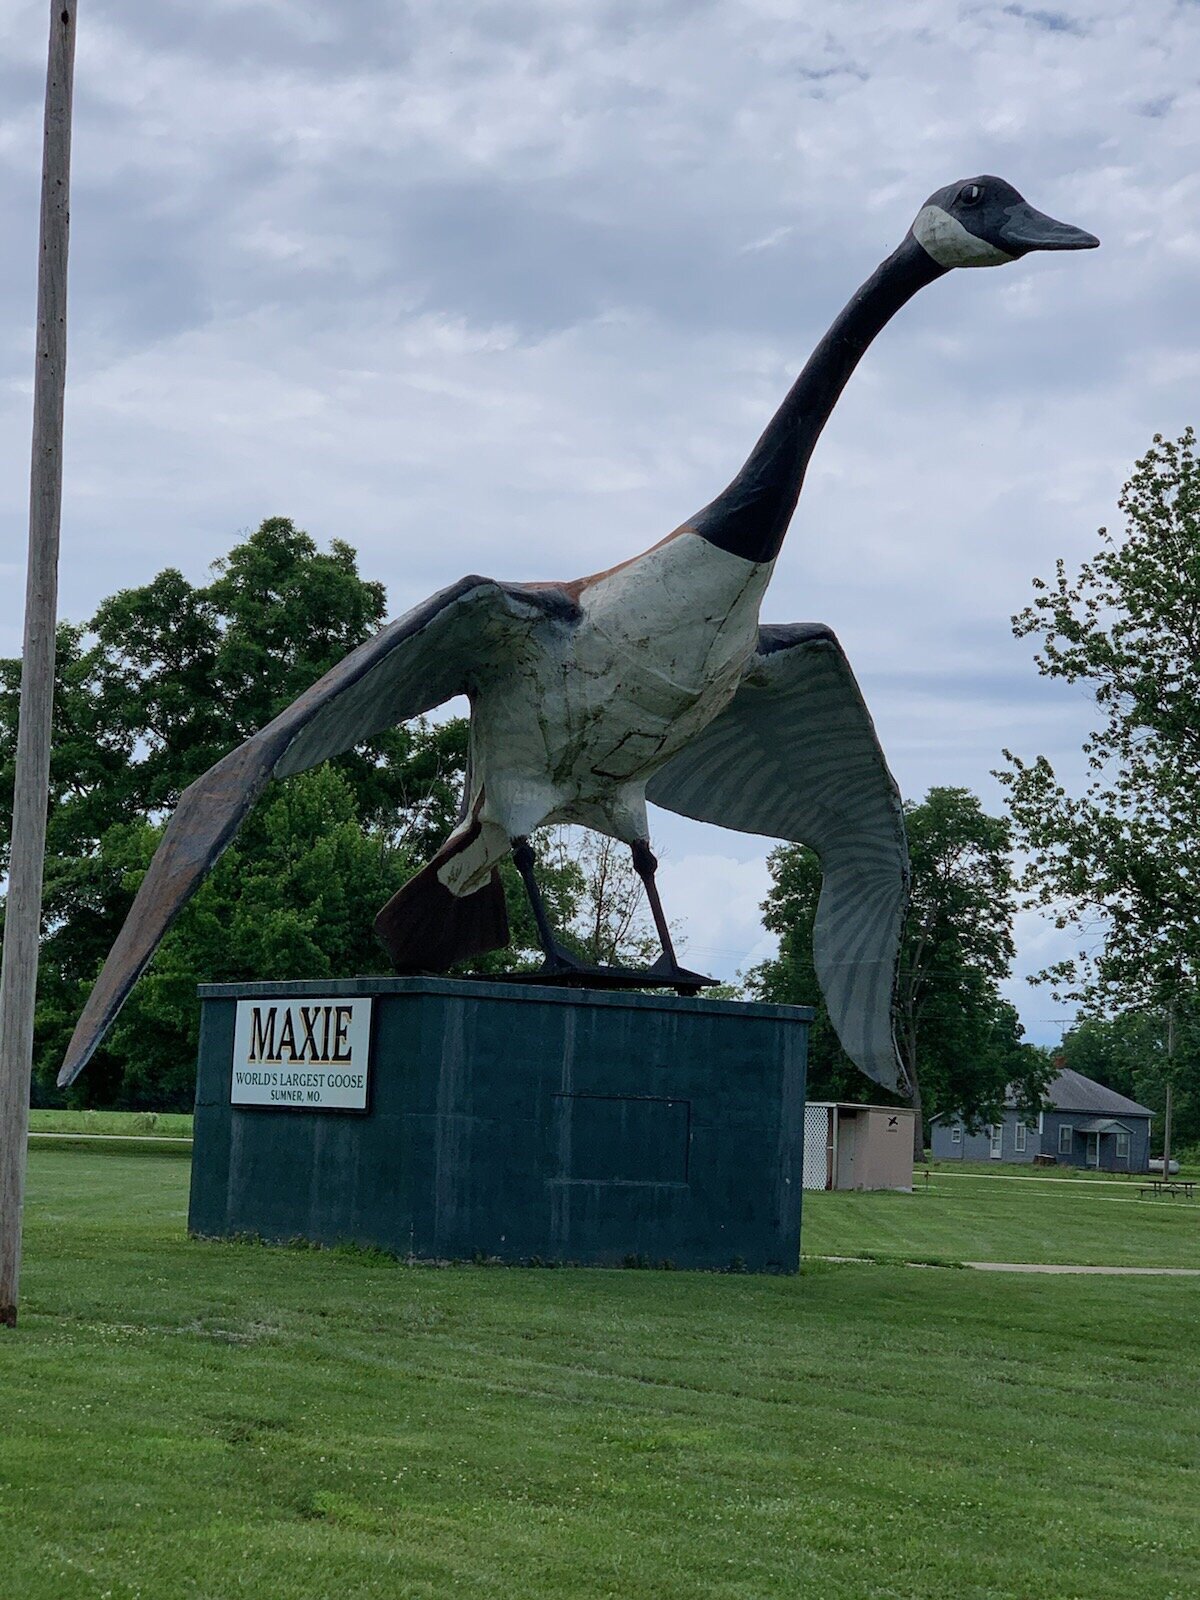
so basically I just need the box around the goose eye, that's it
[959,183,984,207]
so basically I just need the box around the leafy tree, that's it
[743,844,870,1104]
[1056,1010,1200,1156]
[66,767,420,1107]
[2,520,470,1105]
[999,428,1200,1141]
[746,787,1050,1158]
[999,430,1200,1010]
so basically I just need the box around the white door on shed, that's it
[989,1124,1003,1160]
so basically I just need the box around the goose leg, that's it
[511,835,595,977]
[630,839,718,995]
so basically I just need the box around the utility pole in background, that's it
[0,1,77,1328]
[1163,997,1174,1180]
[1161,968,1180,1182]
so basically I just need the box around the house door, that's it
[1086,1132,1099,1168]
[989,1125,1003,1160]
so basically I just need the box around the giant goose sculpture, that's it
[58,176,1097,1094]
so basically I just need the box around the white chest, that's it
[474,534,772,808]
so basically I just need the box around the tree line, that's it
[1000,429,1200,1157]
[2,431,1198,1151]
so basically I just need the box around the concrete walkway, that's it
[28,1130,193,1145]
[925,1169,1192,1192]
[966,1261,1200,1276]
[809,1254,1200,1276]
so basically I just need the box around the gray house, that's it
[931,1068,1153,1172]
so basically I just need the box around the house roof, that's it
[930,1067,1154,1125]
[1072,1117,1134,1135]
[1021,1068,1153,1119]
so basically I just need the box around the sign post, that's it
[0,1,77,1328]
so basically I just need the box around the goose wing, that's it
[58,576,564,1087]
[646,623,909,1093]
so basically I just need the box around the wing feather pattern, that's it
[646,623,910,1092]
[58,576,550,1087]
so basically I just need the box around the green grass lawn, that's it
[28,1108,194,1139]
[803,1169,1200,1268]
[928,1156,1199,1183]
[2,1147,1198,1599]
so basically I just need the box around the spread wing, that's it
[646,623,910,1093]
[58,576,560,1087]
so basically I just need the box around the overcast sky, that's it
[2,0,1198,1041]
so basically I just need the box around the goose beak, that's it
[997,203,1099,254]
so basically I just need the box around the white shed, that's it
[802,1102,915,1192]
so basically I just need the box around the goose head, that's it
[910,175,1099,269]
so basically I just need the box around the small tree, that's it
[551,829,661,969]
[464,828,662,977]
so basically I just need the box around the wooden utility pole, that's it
[1162,985,1177,1181]
[0,1,77,1328]
[1162,1081,1173,1179]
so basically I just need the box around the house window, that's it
[1058,1124,1073,1155]
[1116,1130,1130,1161]
[1014,1122,1027,1154]
[951,1125,962,1144]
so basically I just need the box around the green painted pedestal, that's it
[188,977,811,1272]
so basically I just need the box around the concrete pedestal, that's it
[188,977,811,1272]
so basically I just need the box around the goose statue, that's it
[57,176,1097,1095]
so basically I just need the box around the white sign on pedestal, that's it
[230,998,373,1111]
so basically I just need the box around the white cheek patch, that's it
[912,204,1014,269]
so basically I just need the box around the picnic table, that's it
[1137,1177,1196,1200]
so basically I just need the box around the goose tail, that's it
[374,834,510,974]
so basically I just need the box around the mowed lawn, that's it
[2,1148,1198,1600]
[803,1168,1200,1268]
[28,1108,195,1139]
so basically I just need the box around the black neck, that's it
[689,234,946,564]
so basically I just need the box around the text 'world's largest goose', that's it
[58,176,1098,1095]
